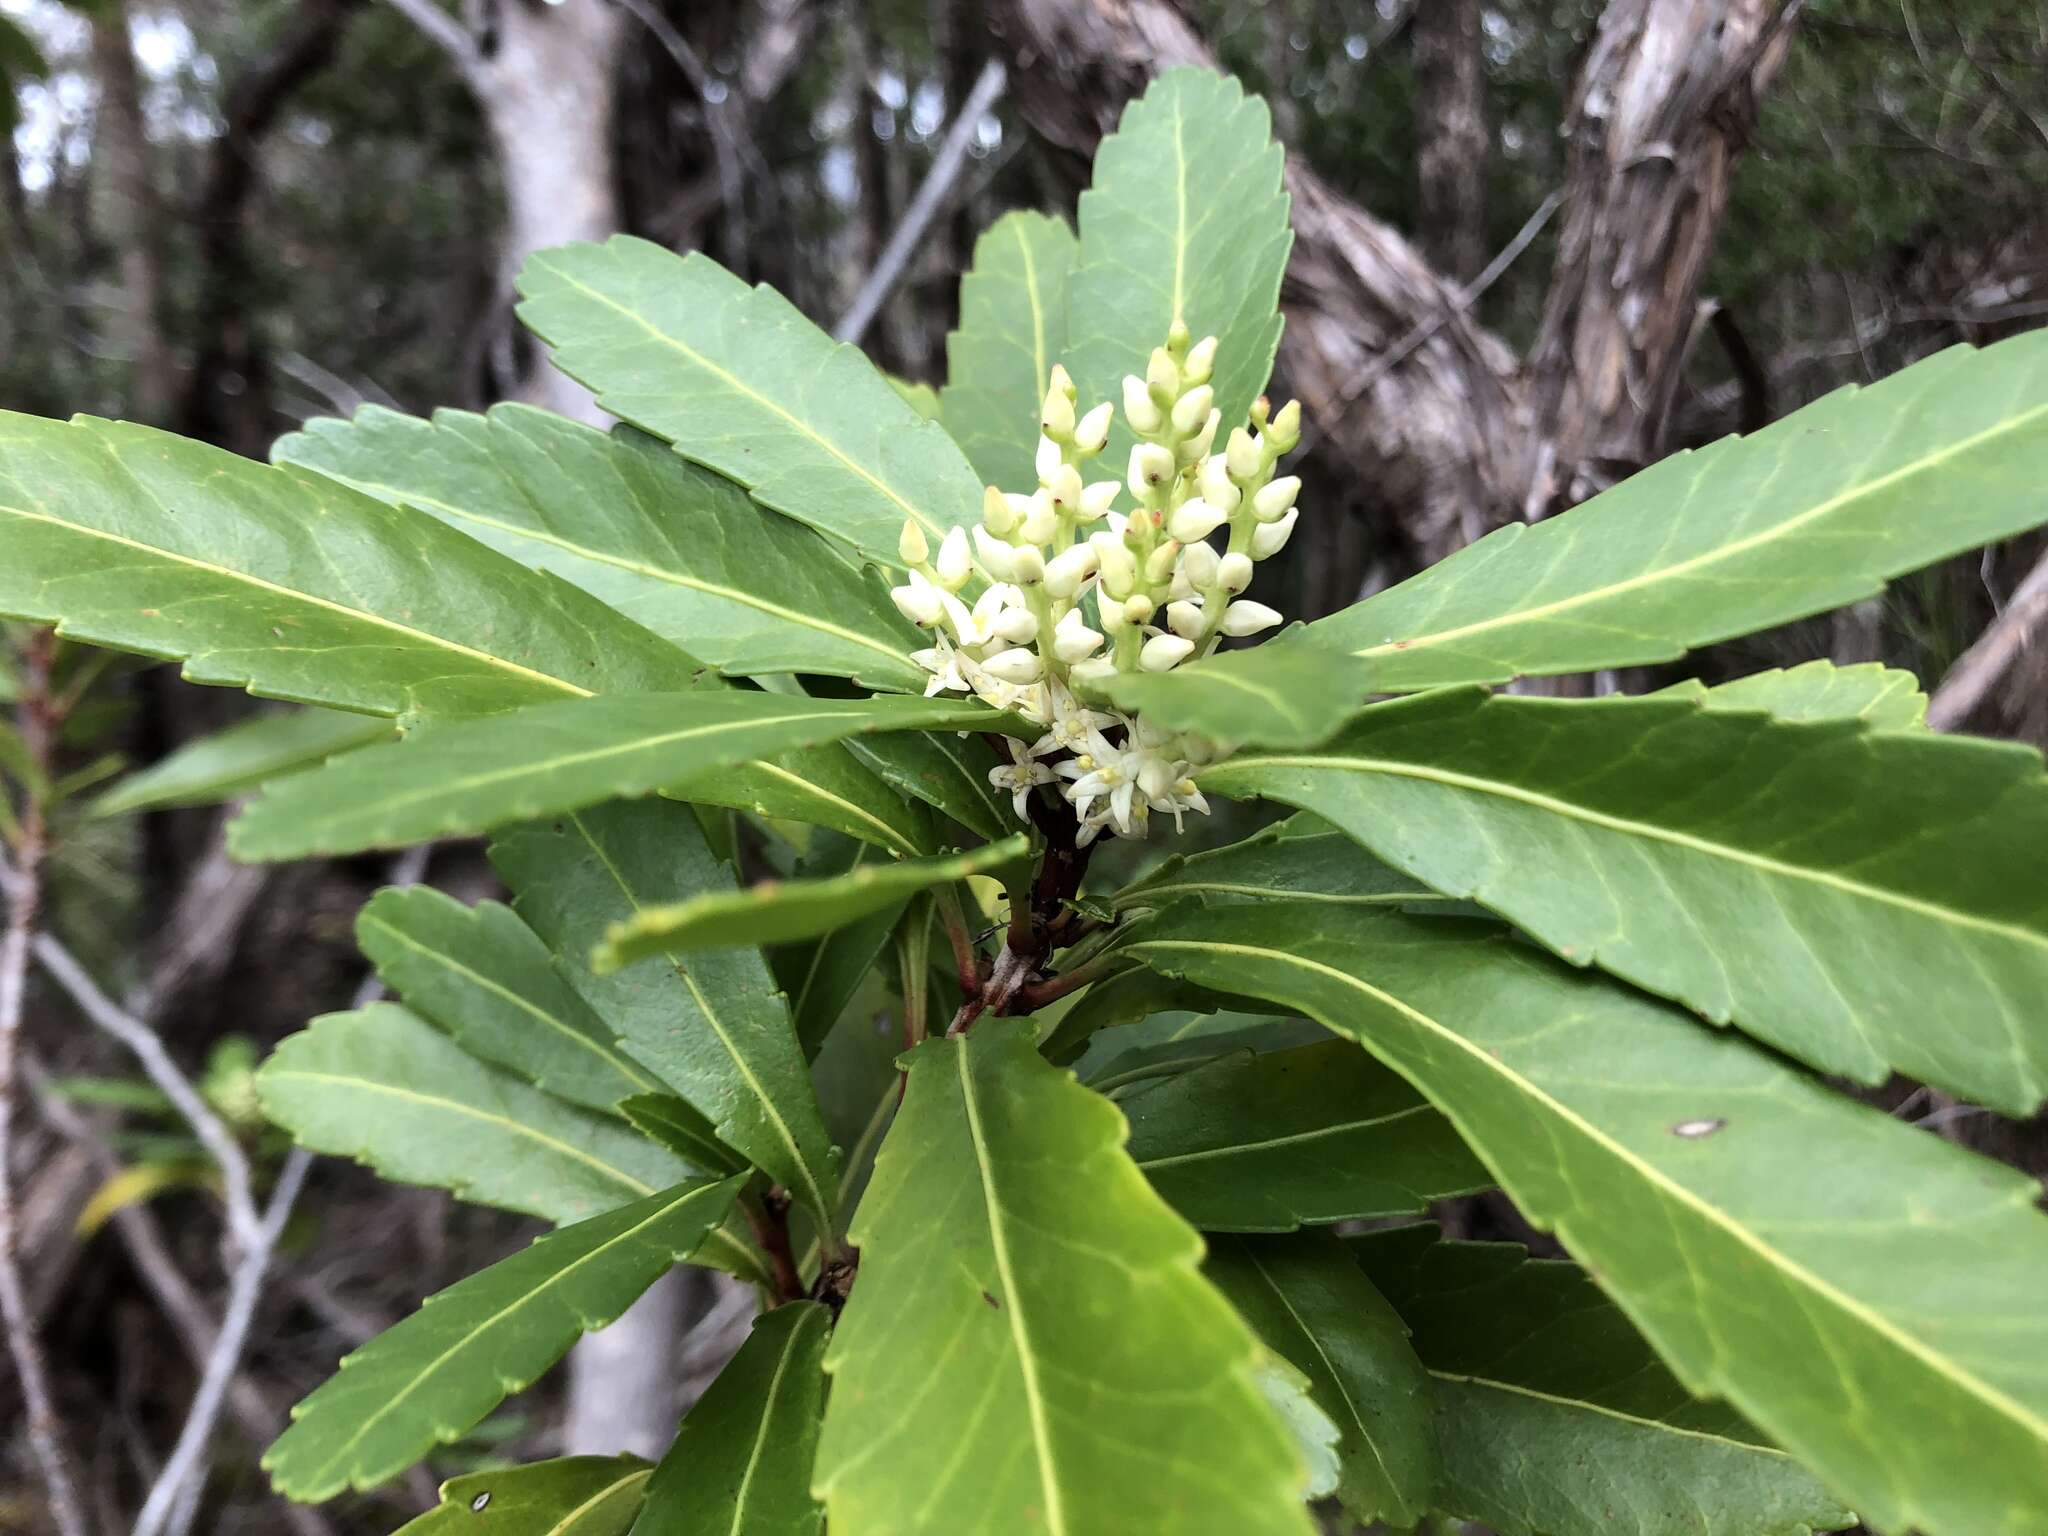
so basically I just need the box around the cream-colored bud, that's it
[1010,545,1047,585]
[1226,427,1263,483]
[1180,539,1220,590]
[1073,402,1113,456]
[1035,433,1064,484]
[1092,534,1138,596]
[1269,399,1303,453]
[1128,443,1176,501]
[1070,655,1117,686]
[1124,594,1157,625]
[1044,543,1099,599]
[898,519,929,566]
[1184,335,1218,384]
[1166,600,1205,640]
[1170,385,1214,437]
[982,486,1018,535]
[1041,385,1076,441]
[1121,375,1164,434]
[1145,347,1179,405]
[1078,481,1119,522]
[936,526,972,590]
[1048,362,1075,398]
[1219,600,1282,637]
[1218,552,1254,593]
[1167,497,1228,544]
[1251,507,1297,559]
[1098,594,1130,634]
[1140,633,1195,672]
[982,647,1043,685]
[1137,756,1178,800]
[1168,569,1194,602]
[890,581,944,627]
[973,525,1017,579]
[1052,608,1104,663]
[1253,476,1300,522]
[1144,542,1180,585]
[994,606,1039,645]
[1198,455,1241,512]
[1176,410,1219,466]
[1047,463,1084,511]
[1020,497,1059,548]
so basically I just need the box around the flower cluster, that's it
[891,326,1303,844]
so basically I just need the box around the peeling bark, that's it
[1413,0,1488,283]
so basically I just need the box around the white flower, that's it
[889,568,947,627]
[1077,481,1119,522]
[1034,434,1063,483]
[1166,599,1205,640]
[1226,427,1262,482]
[990,738,1058,819]
[1122,374,1163,434]
[935,525,973,589]
[1253,476,1300,521]
[899,519,930,565]
[1128,443,1175,501]
[973,525,1017,579]
[981,646,1044,685]
[1180,539,1220,590]
[1140,633,1195,672]
[1219,600,1282,638]
[948,583,1024,648]
[1170,385,1215,436]
[911,633,972,695]
[1167,497,1228,544]
[1218,552,1254,593]
[1073,402,1114,455]
[1044,543,1098,600]
[1184,335,1218,383]
[1251,507,1297,558]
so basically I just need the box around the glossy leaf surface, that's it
[939,211,1077,489]
[92,707,393,816]
[392,1457,651,1535]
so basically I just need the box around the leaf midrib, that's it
[1428,1371,1802,1458]
[741,758,920,857]
[1122,936,2048,1447]
[1355,400,2048,662]
[1136,1103,1434,1172]
[727,1313,816,1535]
[1210,751,2048,957]
[548,1468,651,1534]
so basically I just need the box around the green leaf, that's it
[1113,812,1454,913]
[490,800,839,1233]
[939,211,1078,489]
[1206,1233,1435,1528]
[276,407,926,693]
[256,1005,695,1224]
[265,1177,741,1500]
[617,1094,745,1179]
[355,886,662,1115]
[1067,68,1292,460]
[632,1302,829,1536]
[1350,1224,1856,1536]
[770,838,912,1058]
[1199,686,2048,1112]
[91,707,394,817]
[0,412,690,718]
[1076,1013,1326,1092]
[516,239,984,565]
[1096,634,1377,751]
[1126,1040,1487,1231]
[1308,332,2048,689]
[1121,901,2048,1536]
[1032,963,1242,1064]
[843,728,1010,842]
[813,1020,1312,1536]
[595,835,1027,971]
[1663,658,1928,727]
[888,377,941,420]
[228,690,1013,862]
[393,1456,651,1535]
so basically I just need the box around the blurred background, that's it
[1,0,2045,1531]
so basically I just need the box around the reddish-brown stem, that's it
[935,884,984,999]
[1007,952,1121,1014]
[742,1189,806,1304]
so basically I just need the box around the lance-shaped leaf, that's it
[1067,68,1291,461]
[1033,964,1247,1064]
[355,886,663,1115]
[490,800,839,1233]
[813,1020,1312,1536]
[265,1177,741,1500]
[1308,331,2048,689]
[1126,1040,1487,1231]
[684,731,936,859]
[1077,1013,1327,1093]
[1663,658,1928,727]
[92,707,393,817]
[517,239,984,565]
[940,211,1077,489]
[1199,686,2048,1112]
[0,411,691,718]
[595,834,1028,971]
[228,690,1011,861]
[1096,635,1377,751]
[1114,812,1454,913]
[770,837,909,1058]
[276,406,926,693]
[394,1457,651,1535]
[618,1094,745,1179]
[256,1005,694,1224]
[843,728,1009,841]
[1206,1233,1435,1528]
[1350,1224,1855,1536]
[634,1302,829,1536]
[1122,902,2048,1536]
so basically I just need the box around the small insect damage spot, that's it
[469,1491,491,1513]
[982,1290,1001,1310]
[1671,1117,1726,1139]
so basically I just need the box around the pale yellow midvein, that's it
[1014,220,1050,402]
[538,264,951,540]
[1243,1245,1398,1494]
[1203,752,2048,957]
[743,758,919,856]
[1135,1104,1432,1171]
[1170,94,1189,325]
[1430,1372,1807,1457]
[956,1042,1067,1535]
[0,502,585,698]
[545,1469,652,1535]
[1359,402,2048,660]
[1121,879,1447,907]
[726,1315,816,1536]
[1123,937,2048,1444]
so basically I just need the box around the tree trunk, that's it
[88,5,174,425]
[1412,0,1488,283]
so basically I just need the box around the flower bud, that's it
[1251,507,1297,559]
[1020,497,1059,548]
[898,518,929,566]
[1166,600,1205,640]
[1097,594,1129,635]
[1218,552,1254,593]
[1035,433,1064,484]
[1140,633,1195,672]
[1044,543,1099,599]
[1047,463,1084,513]
[1225,427,1263,483]
[1167,497,1228,544]
[1073,401,1113,456]
[1167,568,1194,602]
[1176,411,1219,466]
[1092,534,1138,596]
[1053,608,1104,663]
[1269,398,1303,453]
[1219,600,1282,637]
[973,525,1017,579]
[1253,476,1300,522]
[994,606,1039,645]
[1041,383,1076,441]
[936,526,972,590]
[1170,385,1214,437]
[1184,334,1218,384]
[1078,481,1119,522]
[1121,375,1164,434]
[981,647,1043,685]
[1180,539,1220,590]
[1069,655,1117,686]
[1145,543,1181,586]
[982,485,1018,536]
[890,580,944,627]
[1123,594,1157,625]
[1145,347,1179,406]
[1128,443,1176,501]
[1010,544,1047,585]
[1198,455,1242,513]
